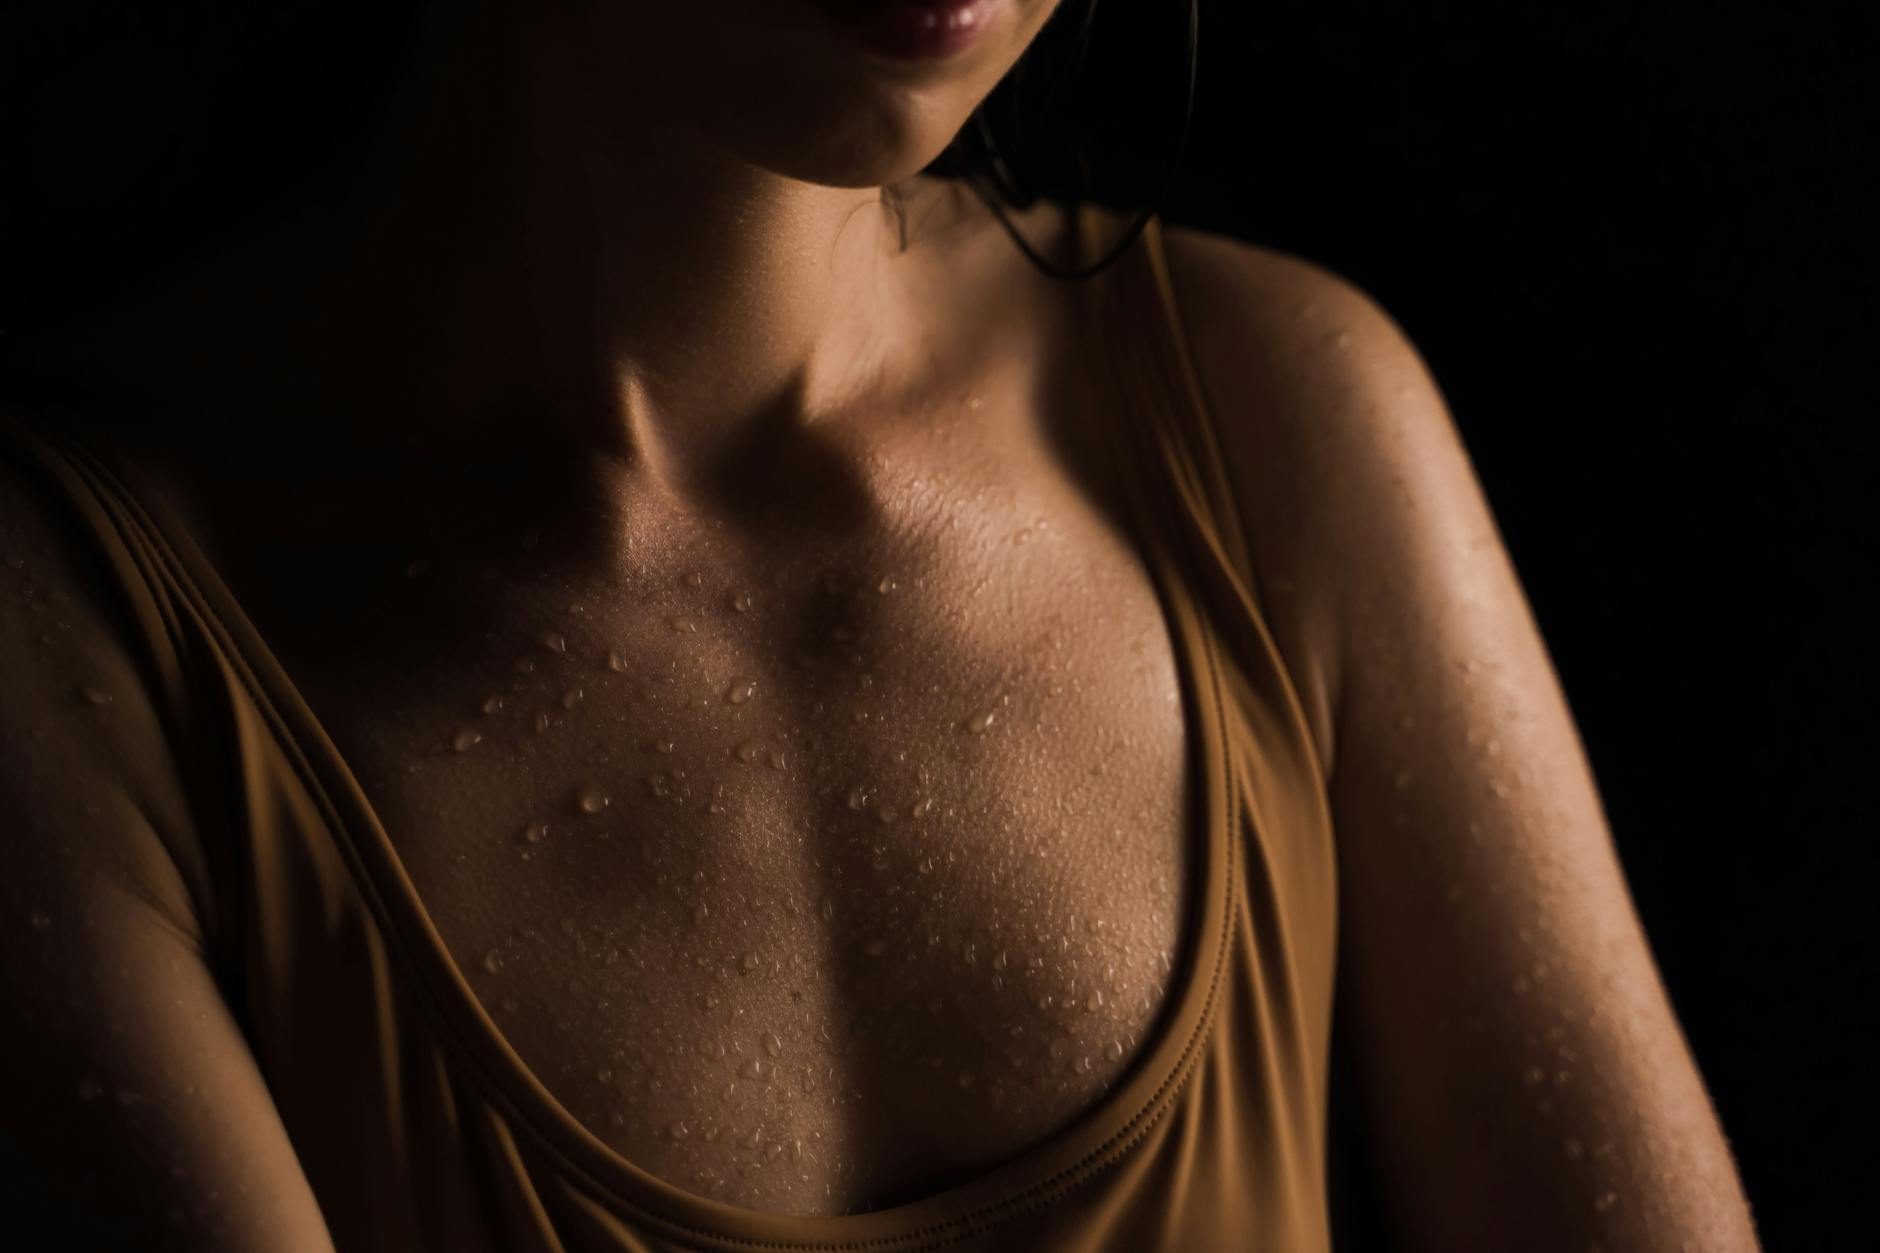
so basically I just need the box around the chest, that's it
[226,410,1201,1217]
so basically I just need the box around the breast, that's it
[264,430,1195,1218]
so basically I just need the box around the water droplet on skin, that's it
[1074,1055,1093,1074]
[483,949,505,974]
[916,856,934,875]
[669,1119,690,1140]
[684,571,704,589]
[864,938,887,957]
[734,738,763,763]
[847,785,874,811]
[653,738,676,755]
[561,687,584,710]
[725,678,757,705]
[482,694,504,715]
[577,785,610,814]
[76,685,113,706]
[729,592,753,613]
[877,805,898,825]
[1594,1191,1618,1214]
[1565,1137,1585,1160]
[739,952,761,972]
[1086,990,1104,1012]
[539,631,567,655]
[452,728,483,752]
[1105,1040,1124,1061]
[766,748,787,771]
[741,1057,769,1080]
[877,576,896,594]
[670,616,700,635]
[606,649,629,673]
[763,1032,782,1058]
[534,711,551,734]
[1523,1064,1546,1086]
[522,822,548,845]
[967,709,996,735]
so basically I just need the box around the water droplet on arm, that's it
[725,679,757,706]
[539,631,567,655]
[577,785,611,814]
[452,728,483,753]
[967,709,996,735]
[76,685,114,707]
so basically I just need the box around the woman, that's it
[0,1,1758,1249]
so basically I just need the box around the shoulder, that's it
[0,428,212,954]
[1150,220,1467,777]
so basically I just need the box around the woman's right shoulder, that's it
[0,423,214,957]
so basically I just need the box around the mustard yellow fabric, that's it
[0,205,1339,1251]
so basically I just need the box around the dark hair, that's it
[0,0,1195,345]
[905,0,1198,282]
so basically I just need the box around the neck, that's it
[10,3,992,492]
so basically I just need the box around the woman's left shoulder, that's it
[1151,219,1463,779]
[1154,220,1434,407]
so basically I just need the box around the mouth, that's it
[828,0,1010,62]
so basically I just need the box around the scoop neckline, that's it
[26,208,1238,1251]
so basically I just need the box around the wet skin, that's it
[41,197,1194,1216]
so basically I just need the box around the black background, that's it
[1064,0,1874,1247]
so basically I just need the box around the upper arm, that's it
[1159,228,1761,1251]
[0,455,335,1251]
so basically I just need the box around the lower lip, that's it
[839,0,1007,62]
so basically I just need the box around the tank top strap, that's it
[1072,202,1272,631]
[0,404,200,731]
[0,400,256,986]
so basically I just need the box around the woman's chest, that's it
[241,428,1202,1218]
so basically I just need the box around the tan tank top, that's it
[0,205,1340,1250]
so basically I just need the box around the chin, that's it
[571,0,1060,189]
